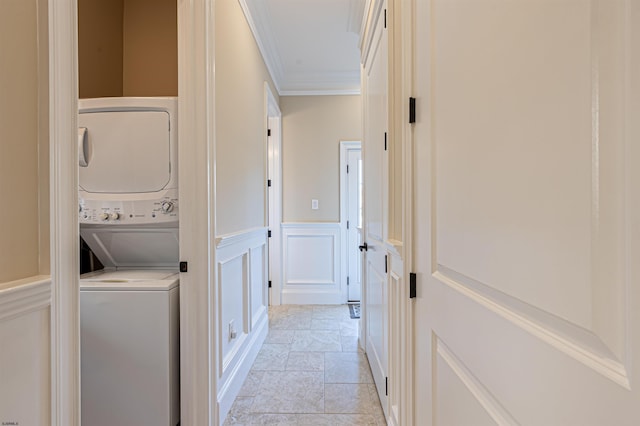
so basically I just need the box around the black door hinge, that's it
[347,220,350,230]
[385,377,388,395]
[384,9,387,29]
[268,230,272,238]
[384,255,388,273]
[409,97,416,123]
[179,261,188,273]
[347,164,349,173]
[347,276,350,286]
[268,280,272,288]
[384,132,387,151]
[410,272,417,298]
[267,128,271,137]
[268,179,272,187]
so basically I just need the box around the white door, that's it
[413,1,640,424]
[362,3,389,417]
[347,148,362,302]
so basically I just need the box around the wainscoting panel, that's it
[281,223,343,304]
[215,228,269,424]
[0,276,51,426]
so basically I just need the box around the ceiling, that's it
[239,0,366,96]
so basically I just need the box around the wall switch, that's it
[312,199,319,210]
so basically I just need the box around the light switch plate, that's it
[311,199,319,210]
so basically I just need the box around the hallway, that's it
[224,305,386,425]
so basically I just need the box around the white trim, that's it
[265,83,283,306]
[177,0,217,424]
[280,89,362,96]
[216,227,268,249]
[48,0,80,423]
[0,276,51,323]
[237,0,283,94]
[340,141,362,304]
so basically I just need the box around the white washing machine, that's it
[80,270,179,426]
[78,97,180,426]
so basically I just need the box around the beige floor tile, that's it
[270,312,313,330]
[296,413,384,425]
[286,351,324,371]
[251,371,324,413]
[224,397,255,425]
[324,383,380,414]
[340,336,363,352]
[324,352,374,384]
[339,320,359,337]
[265,329,296,344]
[310,319,341,330]
[252,344,290,371]
[238,371,265,397]
[312,305,351,321]
[291,330,342,352]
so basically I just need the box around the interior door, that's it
[347,148,362,302]
[362,2,389,417]
[413,1,640,424]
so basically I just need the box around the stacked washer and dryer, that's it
[78,97,180,426]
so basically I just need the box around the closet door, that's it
[413,1,640,424]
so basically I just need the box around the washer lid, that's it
[80,269,179,291]
[80,225,178,269]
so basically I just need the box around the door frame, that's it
[340,140,362,303]
[265,82,282,306]
[48,0,217,424]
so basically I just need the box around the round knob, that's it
[161,201,175,213]
[99,213,109,221]
[109,212,120,220]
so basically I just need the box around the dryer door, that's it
[79,110,171,194]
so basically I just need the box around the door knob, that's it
[359,242,368,252]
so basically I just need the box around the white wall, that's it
[281,95,362,223]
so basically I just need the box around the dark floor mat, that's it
[349,303,360,319]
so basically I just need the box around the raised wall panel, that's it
[219,253,247,369]
[249,245,267,329]
[432,0,628,370]
[215,228,269,423]
[0,277,51,426]
[281,223,343,304]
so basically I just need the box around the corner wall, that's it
[214,0,279,422]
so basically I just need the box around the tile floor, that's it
[224,304,386,425]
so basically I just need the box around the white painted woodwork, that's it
[345,148,362,302]
[48,0,80,423]
[266,83,283,305]
[281,223,343,304]
[0,277,51,426]
[215,228,269,424]
[177,0,217,423]
[238,0,363,95]
[361,0,389,418]
[413,0,640,424]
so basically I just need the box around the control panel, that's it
[79,190,178,225]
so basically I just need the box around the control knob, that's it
[99,213,109,221]
[109,212,120,221]
[161,201,175,213]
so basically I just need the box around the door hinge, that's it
[384,9,387,29]
[268,230,272,238]
[268,179,272,187]
[347,220,350,229]
[385,377,388,395]
[410,272,417,298]
[409,97,416,123]
[268,280,272,288]
[384,132,387,151]
[347,276,350,286]
[267,128,271,137]
[384,255,388,273]
[179,261,188,273]
[347,164,349,173]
